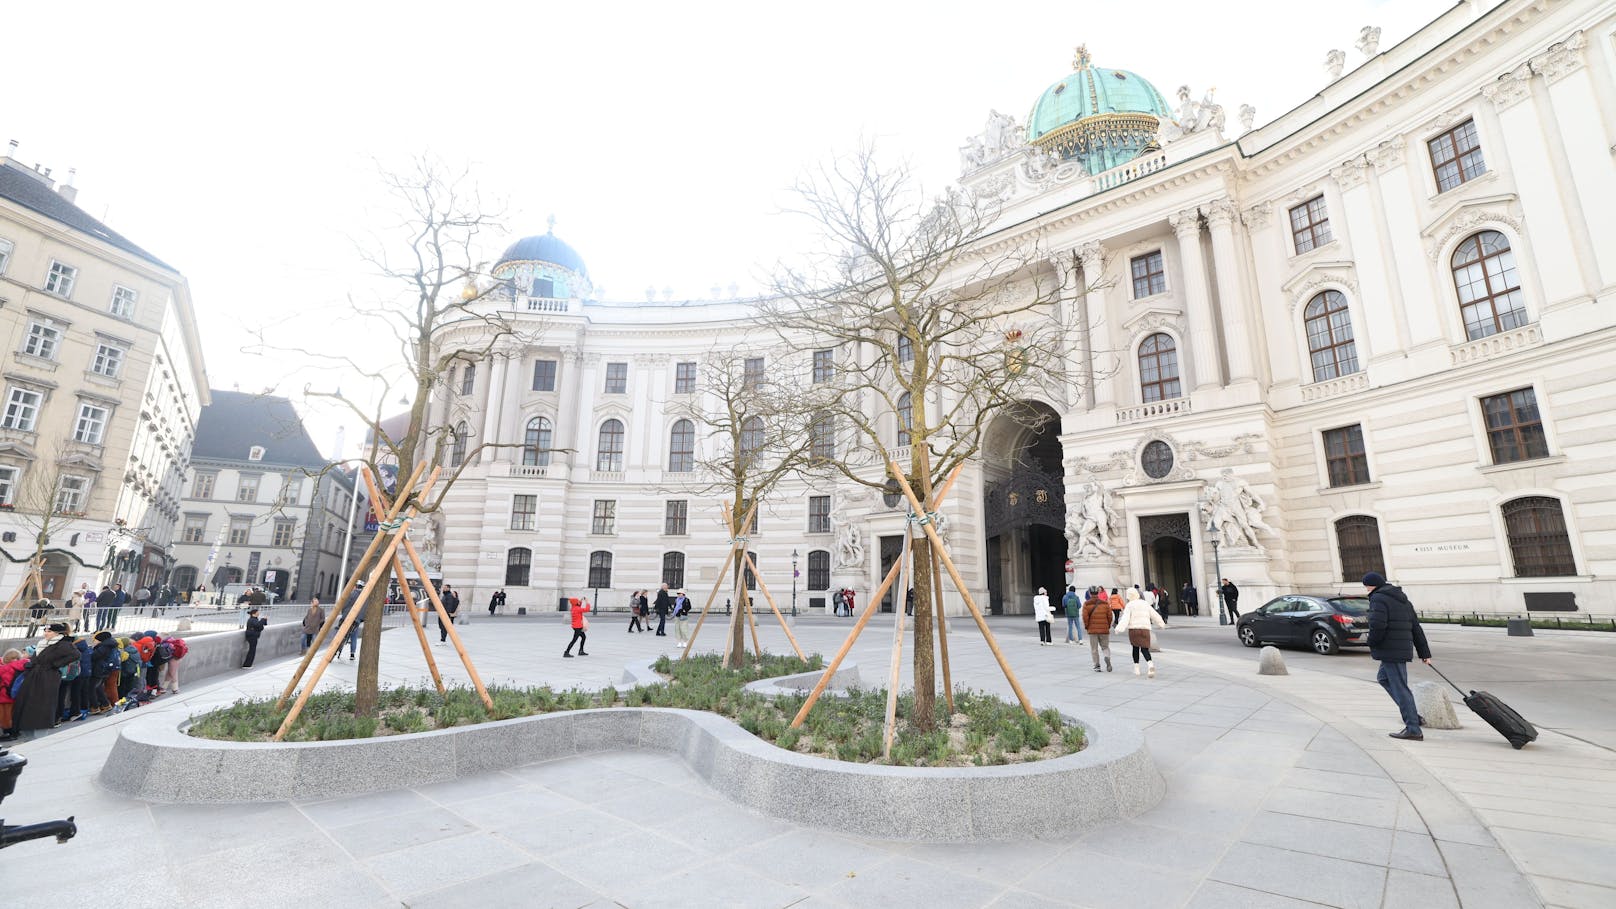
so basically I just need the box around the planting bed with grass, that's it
[186,652,1083,767]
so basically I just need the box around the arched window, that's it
[896,393,912,447]
[596,419,625,472]
[450,421,468,467]
[523,417,553,467]
[1501,497,1576,577]
[1304,290,1359,382]
[506,548,532,586]
[810,412,834,460]
[744,554,759,591]
[587,550,613,589]
[668,419,695,472]
[172,566,198,593]
[807,550,830,590]
[739,416,765,465]
[1452,230,1526,341]
[1334,516,1385,583]
[661,552,686,589]
[1138,333,1181,402]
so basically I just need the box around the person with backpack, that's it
[89,632,119,714]
[116,637,141,700]
[242,608,268,668]
[12,624,79,737]
[0,648,27,738]
[1062,585,1084,644]
[1081,587,1113,672]
[61,634,92,722]
[159,635,187,694]
[146,631,173,694]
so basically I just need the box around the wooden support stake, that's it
[881,522,912,760]
[741,551,805,661]
[930,542,954,713]
[743,563,764,662]
[276,463,426,709]
[392,553,445,694]
[679,498,758,661]
[400,536,492,710]
[886,458,1036,718]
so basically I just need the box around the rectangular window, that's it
[532,359,557,391]
[193,472,216,499]
[511,494,538,530]
[1289,195,1332,254]
[604,362,628,394]
[2,388,43,431]
[1130,251,1166,299]
[1482,388,1549,464]
[110,285,138,318]
[664,499,688,535]
[24,321,61,359]
[674,361,697,395]
[1322,424,1370,487]
[271,520,296,547]
[277,476,302,505]
[44,260,77,297]
[812,349,835,384]
[592,499,617,535]
[236,475,261,503]
[181,514,208,544]
[1428,119,1486,193]
[54,475,88,513]
[808,495,831,534]
[460,364,476,395]
[73,402,110,444]
[0,465,17,505]
[92,343,125,377]
[228,516,251,546]
[743,357,765,390]
[0,238,12,275]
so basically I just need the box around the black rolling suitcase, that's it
[1429,664,1538,749]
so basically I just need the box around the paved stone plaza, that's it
[1,614,1610,908]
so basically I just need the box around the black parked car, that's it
[1236,594,1371,655]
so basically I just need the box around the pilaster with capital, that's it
[1481,63,1533,110]
[1330,157,1370,191]
[1171,209,1223,391]
[1076,242,1113,409]
[1203,200,1258,384]
[1531,31,1587,85]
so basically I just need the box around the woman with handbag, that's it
[1115,587,1167,677]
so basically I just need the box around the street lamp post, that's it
[791,549,799,618]
[1207,524,1227,626]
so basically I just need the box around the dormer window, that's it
[248,445,266,461]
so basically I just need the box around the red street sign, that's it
[1064,559,1074,573]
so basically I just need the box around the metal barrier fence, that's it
[1417,611,1614,631]
[0,601,418,647]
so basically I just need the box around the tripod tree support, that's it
[887,458,1035,718]
[881,520,912,760]
[741,550,806,661]
[679,499,758,661]
[391,551,445,695]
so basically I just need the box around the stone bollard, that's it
[1412,681,1462,729]
[176,618,193,632]
[1258,645,1288,675]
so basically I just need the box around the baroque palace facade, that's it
[428,0,1616,619]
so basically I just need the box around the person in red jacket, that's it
[563,597,591,657]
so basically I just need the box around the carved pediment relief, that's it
[1120,307,1184,334]
[1281,260,1359,313]
[1420,193,1523,261]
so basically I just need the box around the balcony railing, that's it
[508,465,549,478]
[1450,323,1541,366]
[1300,371,1369,403]
[1115,397,1191,424]
[1093,151,1169,193]
[524,297,572,314]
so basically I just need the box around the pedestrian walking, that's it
[1219,578,1241,620]
[301,599,325,653]
[1062,586,1084,643]
[1033,587,1053,645]
[242,609,268,667]
[673,590,691,643]
[653,583,672,636]
[1363,572,1431,741]
[439,588,459,643]
[1180,582,1198,617]
[11,624,79,737]
[1116,588,1167,677]
[339,583,365,660]
[904,587,914,617]
[1109,587,1123,629]
[563,597,591,657]
[1081,588,1113,672]
[627,590,645,633]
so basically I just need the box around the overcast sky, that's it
[4,0,1451,454]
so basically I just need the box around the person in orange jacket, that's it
[563,597,592,657]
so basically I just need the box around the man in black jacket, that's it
[1218,578,1240,620]
[653,583,673,636]
[1364,572,1432,741]
[242,609,269,668]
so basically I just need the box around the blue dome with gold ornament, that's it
[1027,46,1171,175]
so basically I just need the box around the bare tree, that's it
[762,146,1099,731]
[0,442,92,620]
[666,346,819,667]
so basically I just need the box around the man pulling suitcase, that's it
[1363,572,1430,741]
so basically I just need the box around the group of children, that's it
[0,624,188,740]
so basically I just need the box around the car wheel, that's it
[1310,628,1339,655]
[1238,624,1259,647]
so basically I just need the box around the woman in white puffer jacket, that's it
[1032,588,1053,645]
[1115,587,1168,677]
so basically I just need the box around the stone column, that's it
[569,351,599,478]
[1171,209,1222,390]
[1076,242,1113,409]
[479,354,509,462]
[1241,202,1301,387]
[1530,33,1612,294]
[1203,199,1258,384]
[1331,157,1400,362]
[1051,249,1085,410]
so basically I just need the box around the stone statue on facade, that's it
[1356,26,1381,58]
[960,109,1025,175]
[1159,85,1226,143]
[830,502,866,569]
[1200,469,1275,550]
[1066,481,1118,558]
[1238,104,1257,134]
[413,513,444,572]
[1325,49,1347,81]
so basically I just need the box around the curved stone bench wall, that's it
[99,698,1163,841]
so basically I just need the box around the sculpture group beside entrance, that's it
[1066,481,1119,558]
[1199,468,1275,551]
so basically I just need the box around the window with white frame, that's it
[592,499,616,535]
[0,465,17,505]
[248,445,265,461]
[44,260,77,297]
[181,514,208,543]
[1303,290,1359,381]
[667,419,695,472]
[597,419,624,471]
[0,238,12,275]
[271,520,296,547]
[54,475,89,513]
[603,362,627,394]
[532,359,557,391]
[2,387,43,431]
[1288,196,1332,254]
[193,472,216,499]
[110,285,138,318]
[523,417,553,466]
[662,552,686,589]
[511,494,538,530]
[1130,251,1165,298]
[73,402,110,444]
[228,516,251,545]
[92,342,125,377]
[24,320,62,359]
[237,474,260,503]
[278,476,302,505]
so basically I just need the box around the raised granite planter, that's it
[99,663,1163,841]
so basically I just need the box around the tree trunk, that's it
[910,532,937,732]
[354,583,387,717]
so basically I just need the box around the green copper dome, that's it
[1027,46,1171,175]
